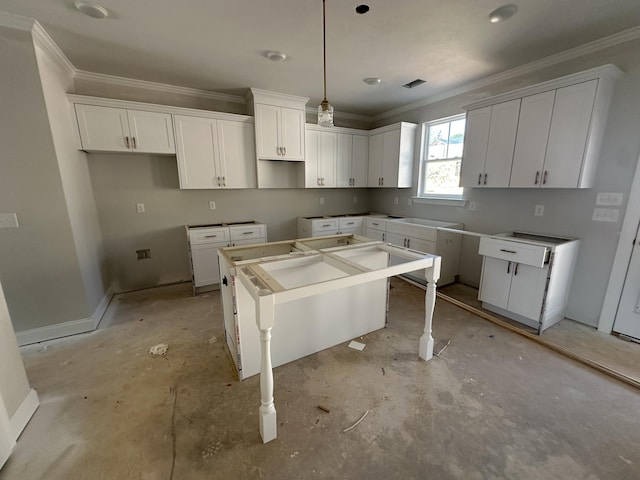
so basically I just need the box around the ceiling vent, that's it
[402,79,426,89]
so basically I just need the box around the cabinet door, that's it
[280,106,305,160]
[507,263,548,321]
[319,131,337,187]
[367,133,384,187]
[191,243,225,287]
[336,133,353,187]
[381,129,401,187]
[543,80,598,188]
[174,115,219,189]
[75,104,130,152]
[479,256,511,309]
[126,110,175,154]
[385,232,405,248]
[364,228,385,242]
[460,106,491,187]
[305,130,321,187]
[351,134,369,187]
[484,99,520,187]
[217,120,256,189]
[254,103,281,159]
[405,236,436,254]
[510,90,556,187]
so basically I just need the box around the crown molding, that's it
[304,106,372,123]
[31,21,76,77]
[0,10,35,31]
[375,24,640,121]
[74,70,246,104]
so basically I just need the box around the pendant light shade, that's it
[318,0,334,127]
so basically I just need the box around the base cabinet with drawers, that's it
[186,223,267,293]
[478,233,580,333]
[297,216,364,237]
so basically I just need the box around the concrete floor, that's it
[2,279,640,480]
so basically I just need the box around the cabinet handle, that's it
[346,222,354,225]
[382,233,385,241]
[507,261,511,274]
[478,173,482,185]
[132,136,137,149]
[216,176,221,186]
[407,238,410,248]
[222,176,226,187]
[514,263,519,276]
[322,224,331,228]
[204,235,218,238]
[543,170,548,185]
[500,249,517,254]
[125,136,130,149]
[317,178,321,186]
[322,177,325,186]
[242,231,255,235]
[381,177,384,186]
[372,222,379,226]
[484,173,488,185]
[534,171,540,185]
[283,147,286,156]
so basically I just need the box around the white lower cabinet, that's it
[174,115,256,189]
[478,234,580,332]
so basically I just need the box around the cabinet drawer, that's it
[312,219,339,234]
[229,224,266,241]
[365,217,387,231]
[386,222,436,242]
[479,237,549,268]
[189,227,229,245]
[338,217,363,229]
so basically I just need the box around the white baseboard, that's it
[9,388,39,441]
[15,287,114,346]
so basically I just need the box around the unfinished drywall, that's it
[368,39,640,327]
[34,42,108,315]
[0,26,90,332]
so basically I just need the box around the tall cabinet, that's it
[367,122,417,188]
[461,64,622,189]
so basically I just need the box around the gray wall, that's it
[369,39,640,327]
[0,27,91,331]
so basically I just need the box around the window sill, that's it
[412,196,467,207]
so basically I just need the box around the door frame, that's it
[599,150,640,333]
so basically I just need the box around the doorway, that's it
[613,221,640,340]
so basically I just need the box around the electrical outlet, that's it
[394,197,399,205]
[353,196,358,204]
[592,208,619,222]
[595,192,623,206]
[136,203,145,214]
[0,213,19,228]
[534,205,544,216]
[407,198,412,206]
[319,197,325,205]
[136,249,151,260]
[468,201,477,212]
[209,201,216,210]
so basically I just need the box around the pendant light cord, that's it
[322,0,327,103]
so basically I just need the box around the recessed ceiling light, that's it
[363,77,381,85]
[265,51,287,62]
[488,4,518,23]
[355,5,370,14]
[74,1,109,19]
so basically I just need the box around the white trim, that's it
[8,389,39,441]
[0,11,36,31]
[598,152,640,333]
[304,106,373,124]
[412,196,466,207]
[73,70,246,105]
[375,26,640,121]
[91,286,114,330]
[31,21,75,77]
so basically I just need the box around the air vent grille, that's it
[402,79,426,89]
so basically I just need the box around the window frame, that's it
[416,114,466,202]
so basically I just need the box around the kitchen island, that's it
[218,235,441,443]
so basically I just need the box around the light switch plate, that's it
[595,192,623,206]
[0,213,19,228]
[592,208,619,222]
[319,197,325,205]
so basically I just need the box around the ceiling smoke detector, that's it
[402,79,426,89]
[265,51,287,62]
[488,4,518,23]
[74,1,109,19]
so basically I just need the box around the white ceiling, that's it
[3,1,640,116]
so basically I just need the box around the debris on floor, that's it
[381,367,386,376]
[317,405,330,413]
[434,339,451,357]
[348,340,366,351]
[208,336,217,344]
[343,410,369,433]
[149,343,168,355]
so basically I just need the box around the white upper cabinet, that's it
[174,115,256,190]
[74,104,174,154]
[460,99,520,188]
[305,129,337,187]
[462,65,622,189]
[367,122,417,188]
[337,133,369,187]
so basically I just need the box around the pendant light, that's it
[318,0,334,127]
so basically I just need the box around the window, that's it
[418,115,466,199]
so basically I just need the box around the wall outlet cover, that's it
[469,201,476,212]
[592,208,619,222]
[534,205,544,216]
[319,197,325,205]
[595,192,623,206]
[209,201,216,210]
[136,203,145,214]
[0,213,19,228]
[394,197,399,205]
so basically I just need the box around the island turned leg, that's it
[419,260,440,361]
[259,327,277,443]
